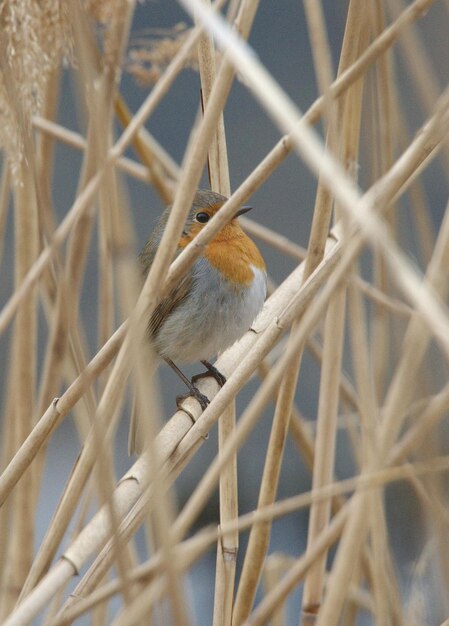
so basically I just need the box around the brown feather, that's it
[147,271,193,338]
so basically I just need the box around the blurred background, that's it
[1,1,449,623]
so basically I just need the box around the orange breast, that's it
[205,232,265,286]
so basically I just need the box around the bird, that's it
[129,189,267,454]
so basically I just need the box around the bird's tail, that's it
[128,396,143,455]
[128,356,161,455]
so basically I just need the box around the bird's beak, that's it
[234,205,252,218]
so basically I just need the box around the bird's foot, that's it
[191,360,227,387]
[176,385,210,411]
[165,357,211,410]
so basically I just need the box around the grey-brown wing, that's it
[147,270,193,338]
[139,206,193,337]
[129,273,192,455]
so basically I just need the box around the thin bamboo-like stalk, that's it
[388,0,449,167]
[130,350,188,625]
[202,1,268,622]
[214,412,239,626]
[348,276,400,626]
[301,286,347,623]
[125,325,184,626]
[114,97,176,202]
[313,488,372,626]
[0,269,14,619]
[82,2,139,613]
[196,0,231,195]
[369,5,397,408]
[195,2,237,622]
[6,149,39,611]
[302,3,368,620]
[0,165,10,269]
[357,6,401,625]
[233,2,337,619]
[246,507,348,626]
[378,196,449,458]
[33,115,155,183]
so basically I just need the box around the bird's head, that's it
[178,189,251,247]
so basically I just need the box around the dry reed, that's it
[1,1,448,625]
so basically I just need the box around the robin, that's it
[129,189,267,454]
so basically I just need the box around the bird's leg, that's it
[164,357,210,410]
[191,360,227,387]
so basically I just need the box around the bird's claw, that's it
[192,361,227,387]
[176,386,210,411]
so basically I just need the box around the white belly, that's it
[154,258,266,363]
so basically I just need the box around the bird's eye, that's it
[196,212,210,223]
